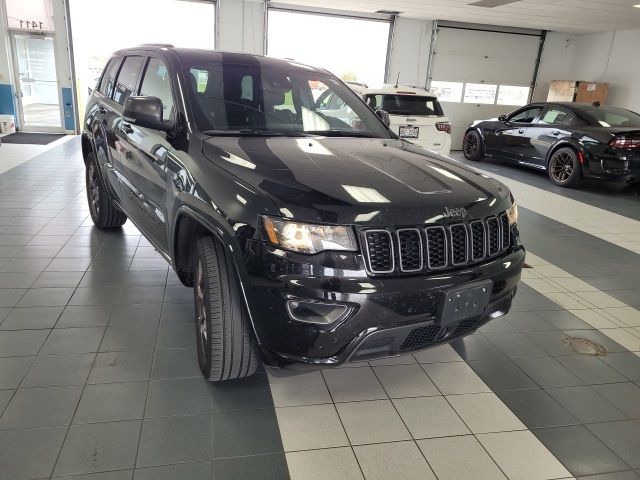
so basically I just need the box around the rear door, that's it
[87,56,124,203]
[524,106,574,165]
[115,54,176,251]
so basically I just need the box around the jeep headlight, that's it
[506,200,518,226]
[262,216,357,254]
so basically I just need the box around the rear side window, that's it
[365,95,443,116]
[99,58,121,98]
[113,56,144,106]
[139,58,175,121]
[539,108,569,125]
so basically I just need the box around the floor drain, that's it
[563,337,607,356]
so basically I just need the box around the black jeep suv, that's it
[82,46,525,381]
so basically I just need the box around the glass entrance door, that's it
[12,33,63,131]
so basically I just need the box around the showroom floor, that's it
[1,138,640,480]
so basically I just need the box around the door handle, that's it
[121,122,134,134]
[518,129,525,134]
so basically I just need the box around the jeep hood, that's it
[202,137,511,226]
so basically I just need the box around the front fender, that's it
[171,204,266,346]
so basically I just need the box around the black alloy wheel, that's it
[85,152,127,228]
[463,130,483,161]
[548,147,581,187]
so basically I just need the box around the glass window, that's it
[6,0,55,31]
[113,56,143,105]
[431,81,464,103]
[497,85,530,106]
[139,58,175,121]
[183,60,391,138]
[364,95,444,116]
[317,91,346,111]
[463,83,498,104]
[98,58,120,97]
[508,106,543,123]
[579,107,640,128]
[562,114,585,126]
[268,10,390,88]
[539,108,569,125]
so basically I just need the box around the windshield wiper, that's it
[202,129,311,137]
[305,130,381,138]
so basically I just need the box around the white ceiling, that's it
[273,0,640,33]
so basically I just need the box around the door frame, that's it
[9,30,65,133]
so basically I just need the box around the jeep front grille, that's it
[361,215,511,276]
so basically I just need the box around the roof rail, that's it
[139,43,174,48]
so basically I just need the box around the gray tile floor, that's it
[0,139,286,479]
[1,139,640,480]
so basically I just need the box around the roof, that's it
[112,46,328,73]
[363,85,437,97]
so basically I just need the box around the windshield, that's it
[579,107,640,128]
[183,61,391,138]
[364,94,444,116]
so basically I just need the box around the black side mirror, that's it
[498,115,507,122]
[375,109,391,126]
[124,96,172,131]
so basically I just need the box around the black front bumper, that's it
[243,239,525,369]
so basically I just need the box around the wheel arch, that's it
[545,140,584,170]
[81,132,94,164]
[172,206,264,344]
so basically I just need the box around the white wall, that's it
[217,0,265,55]
[532,32,577,102]
[571,29,640,112]
[387,17,432,87]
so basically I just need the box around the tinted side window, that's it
[509,107,542,123]
[539,108,569,125]
[113,56,143,106]
[99,58,121,97]
[139,58,175,121]
[563,114,585,126]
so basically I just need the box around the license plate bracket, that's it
[399,125,419,138]
[439,280,493,326]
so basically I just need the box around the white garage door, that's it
[430,25,543,149]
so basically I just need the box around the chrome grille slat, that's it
[363,230,395,274]
[486,216,500,256]
[499,213,510,251]
[470,220,486,261]
[449,224,468,266]
[362,216,512,275]
[425,226,448,269]
[397,228,423,272]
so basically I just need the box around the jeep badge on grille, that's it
[443,207,467,218]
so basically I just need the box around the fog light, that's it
[286,300,352,325]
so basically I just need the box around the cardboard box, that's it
[547,80,608,104]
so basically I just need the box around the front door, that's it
[11,32,63,132]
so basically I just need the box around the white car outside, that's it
[363,86,452,156]
[314,82,367,129]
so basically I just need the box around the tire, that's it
[85,152,127,228]
[463,130,484,161]
[548,147,581,187]
[194,236,260,382]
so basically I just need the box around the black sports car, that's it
[463,102,640,187]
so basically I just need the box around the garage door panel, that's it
[435,29,540,61]
[431,27,542,150]
[433,55,536,84]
